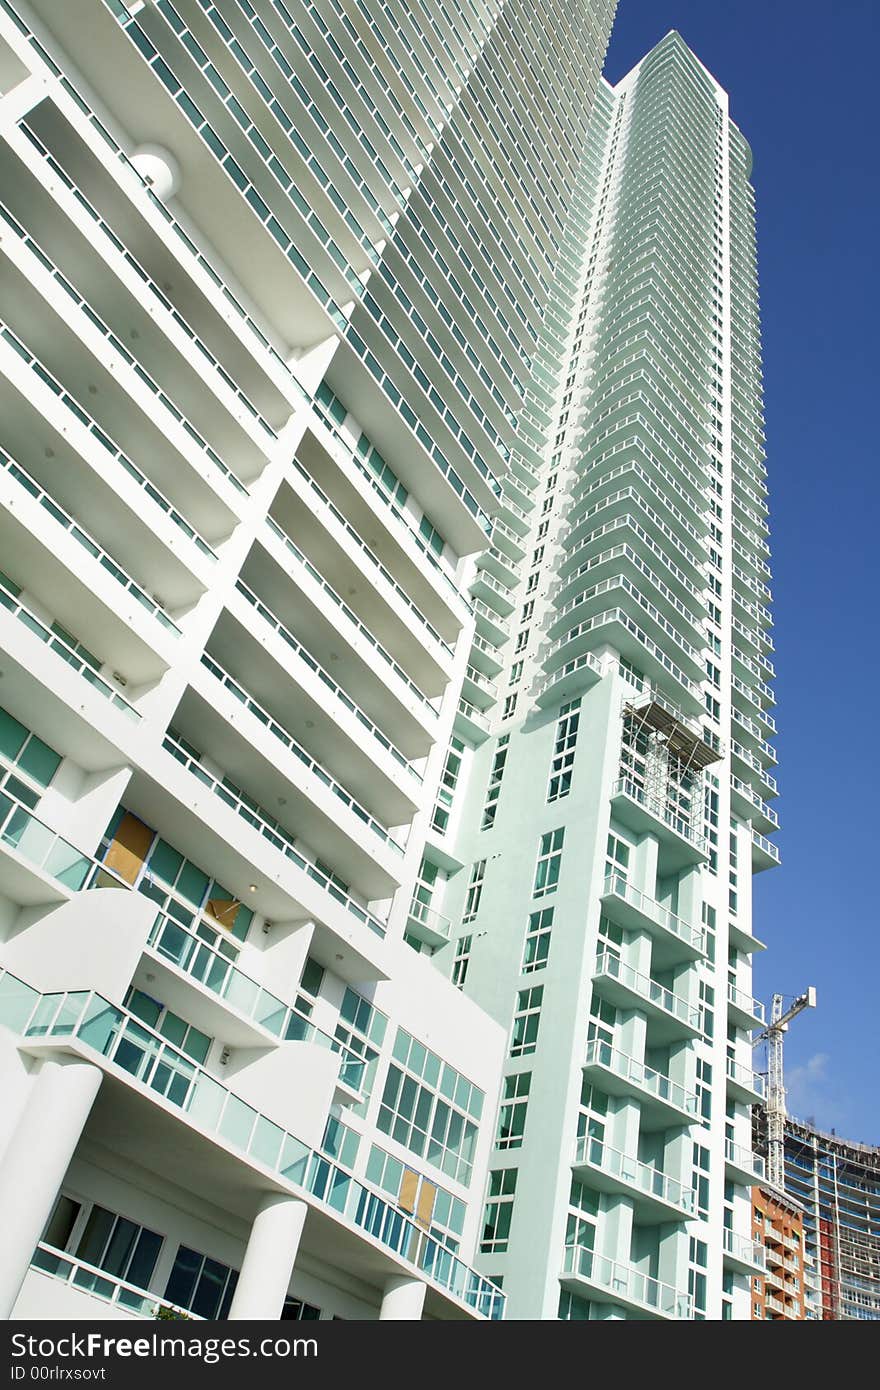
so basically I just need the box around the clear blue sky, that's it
[604,2,880,1142]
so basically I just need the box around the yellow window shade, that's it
[399,1169,419,1214]
[104,812,153,884]
[205,897,240,929]
[416,1180,436,1230]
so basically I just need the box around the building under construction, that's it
[754,1110,880,1320]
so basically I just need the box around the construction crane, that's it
[755,988,817,1190]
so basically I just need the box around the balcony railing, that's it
[612,778,707,856]
[471,597,510,637]
[162,731,388,938]
[146,913,366,1090]
[752,830,781,865]
[456,698,489,731]
[0,323,216,562]
[583,1038,698,1118]
[266,518,435,712]
[726,1056,765,1098]
[724,1138,766,1181]
[727,981,765,1024]
[723,1228,766,1270]
[200,653,404,855]
[288,457,453,656]
[0,573,140,720]
[532,650,603,703]
[562,1245,692,1319]
[406,899,452,942]
[593,951,700,1031]
[602,874,704,954]
[0,450,181,636]
[0,969,503,1319]
[0,200,249,494]
[234,579,420,781]
[30,1243,201,1320]
[573,1134,694,1214]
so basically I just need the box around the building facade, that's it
[420,32,778,1320]
[0,0,618,1322]
[774,1117,880,1320]
[750,1186,806,1321]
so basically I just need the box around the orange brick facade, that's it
[751,1187,807,1319]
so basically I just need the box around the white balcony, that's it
[561,1245,692,1320]
[454,698,491,746]
[610,778,708,873]
[751,829,781,872]
[724,1138,766,1186]
[726,1056,765,1103]
[592,951,701,1043]
[21,1245,199,1322]
[722,1227,766,1275]
[572,1135,694,1222]
[600,875,704,968]
[532,650,603,707]
[727,981,765,1029]
[405,899,453,949]
[219,584,421,824]
[582,1038,698,1130]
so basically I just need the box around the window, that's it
[332,987,387,1107]
[522,907,553,973]
[696,1058,712,1123]
[533,828,564,898]
[164,1246,238,1319]
[432,737,465,834]
[452,934,472,990]
[587,997,615,1052]
[692,1143,710,1218]
[377,1030,483,1184]
[290,956,325,1025]
[511,985,543,1056]
[496,1073,531,1149]
[547,699,580,802]
[99,808,254,944]
[0,704,62,808]
[566,1178,598,1252]
[419,513,445,556]
[282,1296,321,1320]
[41,1197,163,1295]
[700,981,715,1039]
[462,859,486,924]
[508,660,523,686]
[481,735,509,830]
[605,832,630,883]
[480,1169,517,1253]
[502,693,518,719]
[125,987,211,1065]
[366,1145,465,1250]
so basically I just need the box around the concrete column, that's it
[0,1057,102,1319]
[227,1193,307,1320]
[379,1274,426,1321]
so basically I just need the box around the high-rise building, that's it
[423,31,777,1320]
[750,1185,807,1321]
[754,1113,880,1321]
[0,0,617,1322]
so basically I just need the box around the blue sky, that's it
[604,2,880,1141]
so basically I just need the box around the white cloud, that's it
[785,1051,845,1129]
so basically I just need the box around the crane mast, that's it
[756,988,817,1191]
